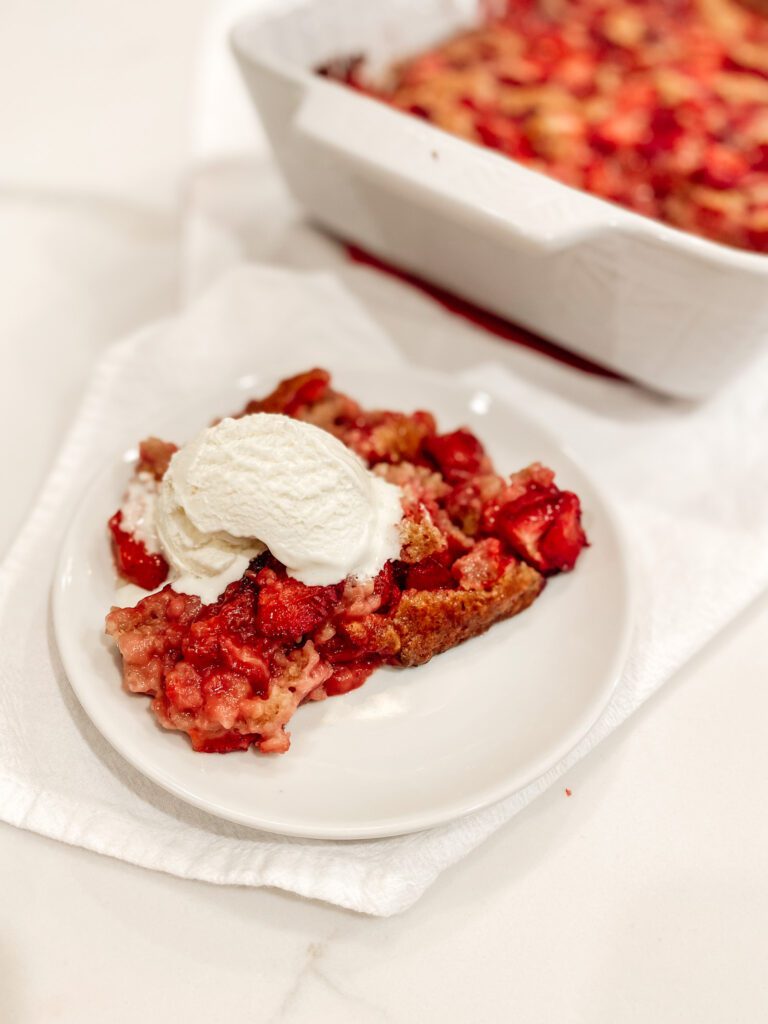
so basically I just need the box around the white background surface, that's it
[2,2,768,1021]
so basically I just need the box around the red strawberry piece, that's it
[255,576,339,642]
[488,483,587,573]
[693,146,749,190]
[496,496,558,570]
[217,583,263,635]
[182,585,259,667]
[529,31,570,66]
[183,615,226,668]
[482,480,557,534]
[284,373,331,416]
[405,555,456,590]
[372,561,398,611]
[319,632,364,664]
[753,144,768,174]
[746,222,768,254]
[108,511,169,591]
[188,730,254,753]
[220,637,271,697]
[475,112,528,154]
[242,368,330,417]
[324,660,381,697]
[424,428,488,484]
[537,492,588,572]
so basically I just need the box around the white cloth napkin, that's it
[2,263,768,917]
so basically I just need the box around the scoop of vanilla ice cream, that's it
[155,413,403,593]
[156,473,264,577]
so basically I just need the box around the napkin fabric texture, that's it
[2,265,768,916]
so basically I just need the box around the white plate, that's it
[54,366,632,840]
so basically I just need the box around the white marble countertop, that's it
[2,2,768,1021]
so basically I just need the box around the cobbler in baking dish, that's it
[328,0,768,254]
[105,369,587,756]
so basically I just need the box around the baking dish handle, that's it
[294,83,615,251]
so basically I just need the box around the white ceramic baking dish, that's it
[231,0,768,398]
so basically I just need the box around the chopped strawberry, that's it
[424,428,489,484]
[182,616,224,668]
[475,113,532,157]
[405,554,456,590]
[188,730,254,753]
[255,575,340,642]
[746,218,768,253]
[183,585,258,665]
[482,477,556,534]
[494,494,557,564]
[537,492,588,572]
[318,632,363,664]
[489,486,587,573]
[753,144,768,174]
[637,106,685,159]
[220,637,271,695]
[283,374,331,416]
[371,561,398,612]
[108,511,169,591]
[324,660,381,696]
[693,146,750,190]
[529,30,570,65]
[241,368,331,417]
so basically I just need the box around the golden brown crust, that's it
[397,505,447,564]
[343,561,544,667]
[392,562,544,667]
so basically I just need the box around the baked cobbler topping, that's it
[327,0,768,254]
[106,369,588,755]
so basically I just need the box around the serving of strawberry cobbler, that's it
[327,0,768,254]
[105,369,588,757]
